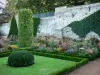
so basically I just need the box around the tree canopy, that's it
[4,0,100,14]
[15,0,100,13]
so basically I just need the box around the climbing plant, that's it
[68,10,100,38]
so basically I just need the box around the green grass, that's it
[0,55,77,75]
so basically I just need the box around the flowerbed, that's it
[30,37,100,60]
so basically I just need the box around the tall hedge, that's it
[18,9,33,47]
[33,18,40,36]
[8,16,18,37]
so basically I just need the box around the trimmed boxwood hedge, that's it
[1,47,99,61]
[33,18,40,36]
[27,48,100,61]
[8,50,34,67]
[0,52,11,57]
[18,9,33,47]
[8,16,18,37]
[8,16,40,37]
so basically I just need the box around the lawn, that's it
[0,55,77,75]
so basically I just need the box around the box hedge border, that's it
[23,48,100,61]
[2,47,99,61]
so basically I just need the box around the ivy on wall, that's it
[68,10,100,38]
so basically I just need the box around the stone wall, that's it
[37,3,100,39]
[0,22,11,36]
[55,3,100,29]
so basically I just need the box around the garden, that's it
[0,0,100,75]
[0,8,89,75]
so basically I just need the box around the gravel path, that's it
[67,58,100,75]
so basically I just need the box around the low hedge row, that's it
[28,49,100,61]
[61,52,100,61]
[0,49,19,58]
[50,65,76,75]
[0,52,11,57]
[30,51,88,75]
[2,47,99,61]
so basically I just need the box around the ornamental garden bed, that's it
[0,8,99,75]
[0,49,88,75]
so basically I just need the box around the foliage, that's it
[87,0,100,3]
[15,0,99,13]
[31,51,88,63]
[33,18,40,36]
[18,9,33,47]
[8,16,18,37]
[0,38,10,52]
[8,50,34,67]
[8,17,40,37]
[68,10,100,37]
[0,13,12,22]
[8,35,18,45]
[48,41,58,48]
[36,45,49,51]
[4,0,18,16]
[8,45,18,50]
[0,52,11,57]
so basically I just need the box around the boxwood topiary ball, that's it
[8,50,34,67]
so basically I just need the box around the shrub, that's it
[8,50,34,67]
[48,41,58,48]
[18,9,33,47]
[36,46,48,51]
[0,52,11,57]
[33,18,40,36]
[8,16,18,37]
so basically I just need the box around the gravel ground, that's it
[67,58,100,75]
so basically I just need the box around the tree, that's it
[4,0,18,16]
[16,0,100,13]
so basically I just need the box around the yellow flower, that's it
[57,47,62,51]
[9,45,18,49]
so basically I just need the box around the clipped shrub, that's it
[8,50,34,67]
[33,18,40,36]
[18,9,33,47]
[8,16,18,37]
